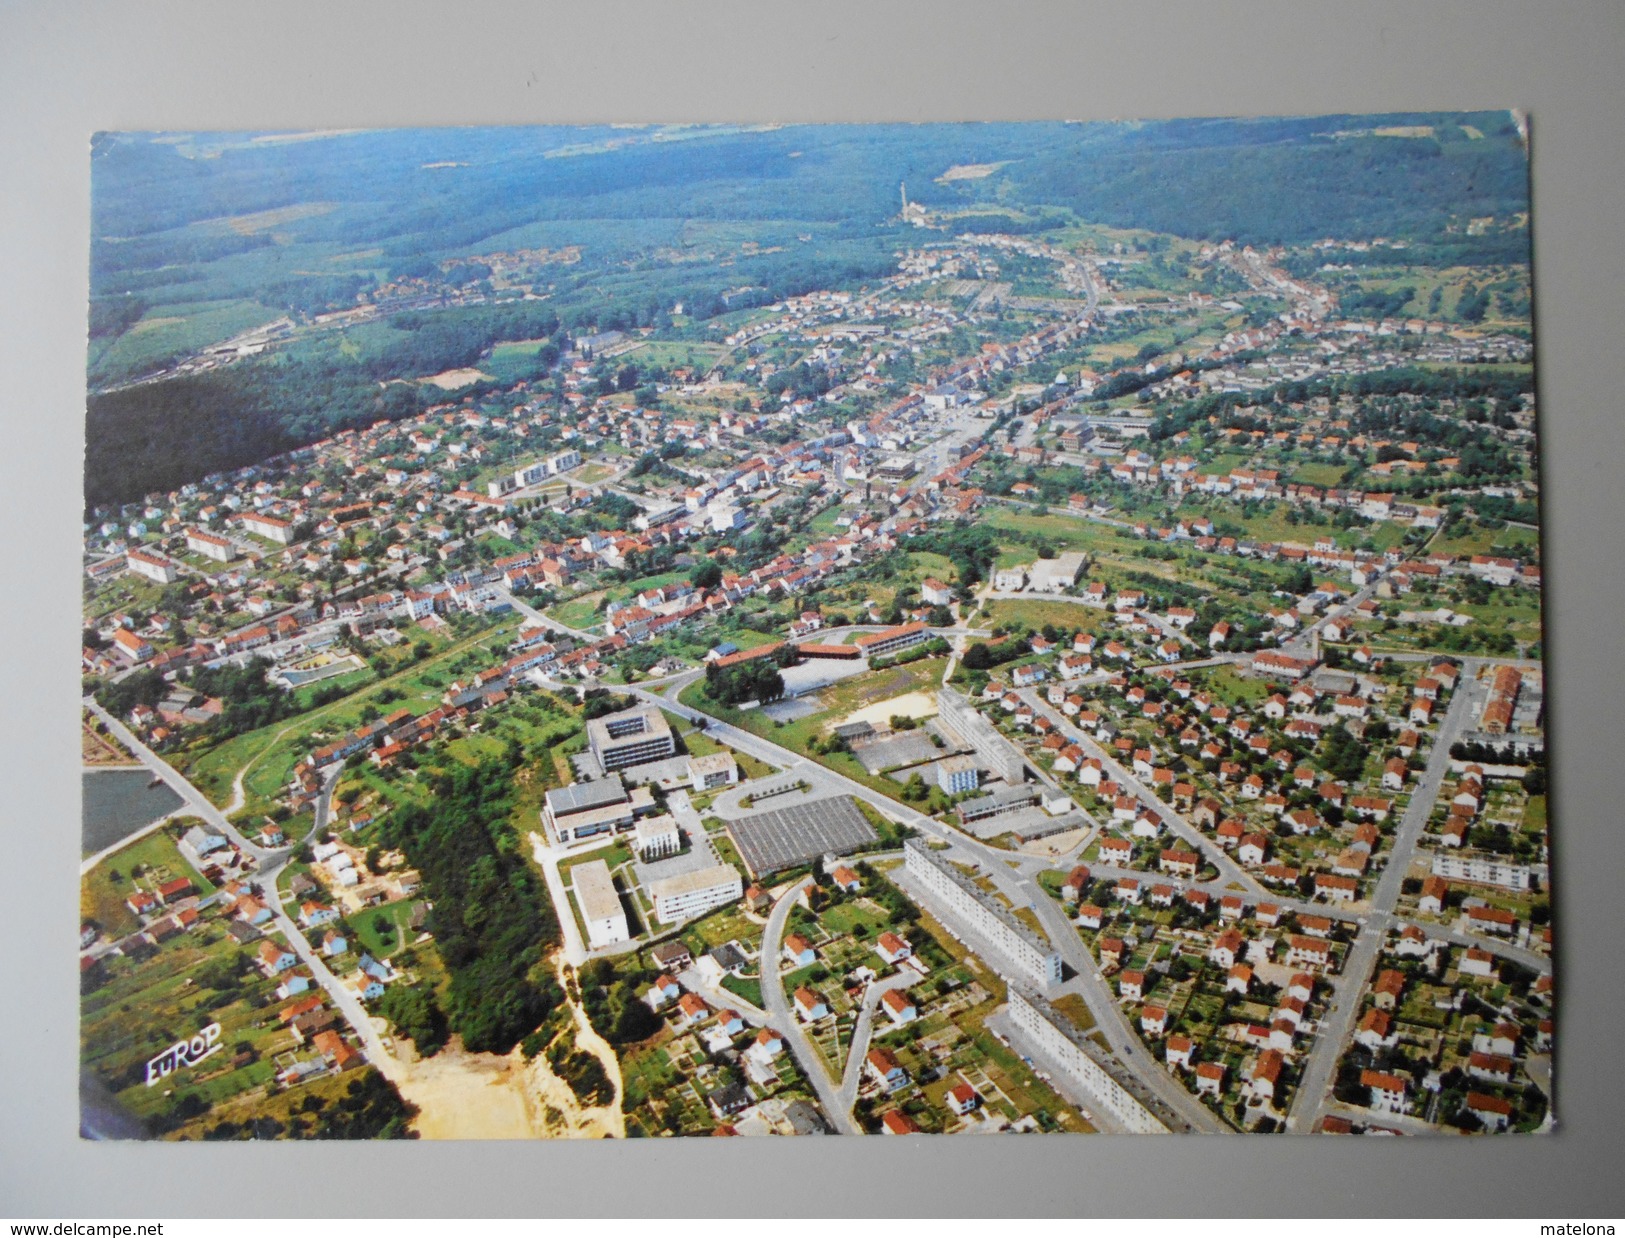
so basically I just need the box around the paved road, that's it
[1017,686,1271,900]
[496,586,599,642]
[758,876,859,1135]
[1286,667,1488,1131]
[86,697,397,1079]
[835,971,919,1116]
[84,698,275,864]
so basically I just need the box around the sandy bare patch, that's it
[388,1040,541,1140]
[936,162,1010,182]
[381,956,626,1140]
[1019,827,1091,859]
[842,690,939,730]
[420,368,493,390]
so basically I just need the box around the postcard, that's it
[81,116,1549,1139]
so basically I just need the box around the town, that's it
[79,118,1548,1140]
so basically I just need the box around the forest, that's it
[378,751,562,1055]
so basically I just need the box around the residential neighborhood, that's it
[79,117,1550,1142]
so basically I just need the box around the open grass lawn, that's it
[719,973,764,1009]
[1170,499,1407,554]
[482,338,556,385]
[904,550,959,587]
[84,572,172,623]
[546,590,607,632]
[82,828,216,939]
[1429,521,1540,560]
[983,506,1117,555]
[345,900,415,959]
[1522,794,1547,833]
[1198,663,1275,707]
[980,598,1109,636]
[815,898,893,940]
[706,831,748,876]
[561,839,633,880]
[681,670,956,818]
[620,339,727,370]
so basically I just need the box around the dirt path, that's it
[557,956,627,1137]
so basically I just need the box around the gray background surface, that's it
[2,0,1622,1218]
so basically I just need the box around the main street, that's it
[1285,662,1491,1131]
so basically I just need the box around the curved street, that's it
[759,876,859,1135]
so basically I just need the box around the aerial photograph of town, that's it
[78,115,1550,1142]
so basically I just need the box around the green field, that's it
[80,913,294,1130]
[618,340,727,371]
[980,598,1108,636]
[1288,461,1349,487]
[482,338,558,384]
[1428,520,1540,559]
[89,298,281,385]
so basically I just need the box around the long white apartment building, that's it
[936,688,1025,784]
[1006,989,1168,1135]
[903,839,1061,986]
[649,864,743,925]
[1430,853,1533,892]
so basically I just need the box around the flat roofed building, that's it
[689,751,738,792]
[956,784,1040,824]
[1006,989,1166,1134]
[938,754,979,794]
[588,706,676,774]
[1028,551,1089,594]
[904,839,1061,986]
[649,864,743,925]
[634,813,682,861]
[572,859,628,950]
[542,775,656,844]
